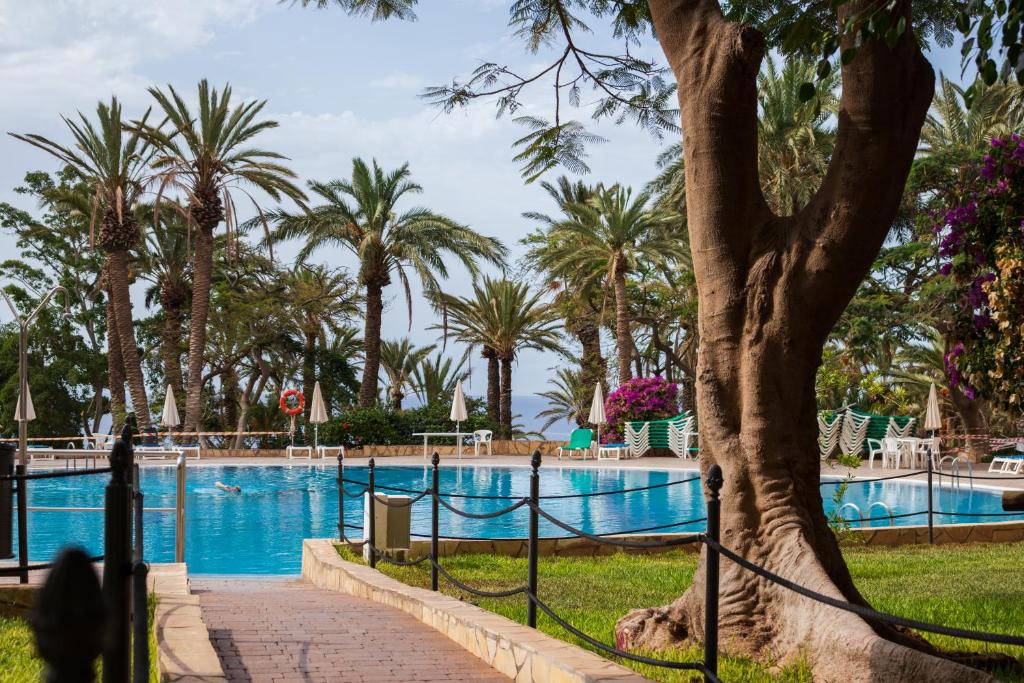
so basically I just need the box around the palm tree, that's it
[379,338,435,410]
[282,265,360,421]
[756,55,839,215]
[438,277,562,438]
[920,76,1023,156]
[268,158,507,407]
[535,367,589,434]
[134,80,307,433]
[412,352,471,408]
[10,98,155,427]
[138,204,191,405]
[538,185,682,386]
[522,177,608,394]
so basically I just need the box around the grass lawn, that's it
[0,594,159,683]
[339,542,1024,682]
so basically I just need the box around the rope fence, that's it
[333,452,1024,682]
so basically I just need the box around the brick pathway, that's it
[193,578,509,683]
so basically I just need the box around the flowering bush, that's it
[935,135,1024,408]
[603,376,679,443]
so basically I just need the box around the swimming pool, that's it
[10,464,1021,574]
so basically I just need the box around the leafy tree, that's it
[435,277,562,438]
[0,171,110,432]
[379,337,435,410]
[532,184,682,386]
[281,265,359,421]
[268,158,507,408]
[9,98,155,427]
[134,80,307,434]
[291,1,995,675]
[137,204,191,405]
[412,352,470,408]
[535,367,589,433]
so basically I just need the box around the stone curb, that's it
[301,538,653,683]
[150,564,228,683]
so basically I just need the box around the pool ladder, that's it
[937,455,974,491]
[837,501,896,528]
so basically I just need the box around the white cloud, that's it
[367,72,425,90]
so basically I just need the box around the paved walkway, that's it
[192,578,509,683]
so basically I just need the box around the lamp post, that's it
[1,285,70,467]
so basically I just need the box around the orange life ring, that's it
[279,389,305,416]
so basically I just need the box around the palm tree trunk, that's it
[499,356,513,440]
[160,284,186,402]
[575,318,606,392]
[105,288,127,432]
[358,281,385,407]
[483,346,500,424]
[303,331,317,445]
[222,365,239,434]
[106,249,151,427]
[612,263,634,387]
[183,226,215,433]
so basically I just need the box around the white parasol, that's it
[14,385,35,422]
[309,381,328,448]
[924,382,942,434]
[588,381,606,444]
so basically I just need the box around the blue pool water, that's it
[10,465,1021,574]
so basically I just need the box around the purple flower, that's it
[939,262,952,276]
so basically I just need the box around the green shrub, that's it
[319,398,500,449]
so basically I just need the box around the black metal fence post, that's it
[703,464,723,683]
[431,452,440,591]
[16,463,28,584]
[367,458,376,569]
[927,453,934,545]
[337,451,345,542]
[102,427,133,683]
[131,463,149,683]
[527,450,540,628]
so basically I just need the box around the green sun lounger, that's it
[557,428,594,460]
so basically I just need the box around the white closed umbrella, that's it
[450,379,468,458]
[924,382,942,434]
[14,385,35,422]
[588,382,606,444]
[309,381,328,448]
[161,385,181,428]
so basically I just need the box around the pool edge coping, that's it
[301,537,654,683]
[150,563,228,682]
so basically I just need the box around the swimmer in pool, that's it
[215,481,241,493]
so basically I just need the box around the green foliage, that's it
[321,397,498,448]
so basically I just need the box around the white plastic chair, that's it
[882,437,904,468]
[866,438,885,468]
[472,429,493,456]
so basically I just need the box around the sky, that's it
[0,1,972,437]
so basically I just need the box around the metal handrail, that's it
[837,502,863,526]
[868,501,895,526]
[175,453,186,563]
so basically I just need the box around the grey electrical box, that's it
[363,493,411,562]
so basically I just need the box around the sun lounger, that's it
[557,428,594,460]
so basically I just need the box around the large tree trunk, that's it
[358,280,385,408]
[106,249,151,428]
[160,281,186,403]
[614,2,988,680]
[499,356,513,440]
[105,285,127,433]
[574,316,607,393]
[483,346,500,424]
[948,383,988,462]
[183,224,215,433]
[612,260,634,386]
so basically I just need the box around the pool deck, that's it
[52,454,1021,492]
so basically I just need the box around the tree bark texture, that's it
[574,316,607,393]
[105,282,127,432]
[499,356,513,440]
[105,249,151,428]
[183,225,214,433]
[613,260,634,387]
[483,346,501,424]
[614,1,990,680]
[160,281,186,405]
[358,281,385,408]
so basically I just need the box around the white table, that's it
[287,445,313,460]
[316,445,345,460]
[411,432,472,460]
[896,438,923,468]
